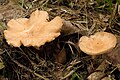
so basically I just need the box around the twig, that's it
[5,49,49,80]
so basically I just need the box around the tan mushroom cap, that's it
[79,32,117,55]
[4,10,63,47]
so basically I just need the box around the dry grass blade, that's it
[61,61,82,80]
[109,2,118,29]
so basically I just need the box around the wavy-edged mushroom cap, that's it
[4,10,63,47]
[79,32,117,55]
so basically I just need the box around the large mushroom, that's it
[4,10,63,47]
[79,32,117,56]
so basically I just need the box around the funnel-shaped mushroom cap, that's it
[79,32,117,55]
[4,10,63,47]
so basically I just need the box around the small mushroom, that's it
[79,32,117,56]
[4,10,63,47]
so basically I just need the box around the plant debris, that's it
[0,0,120,80]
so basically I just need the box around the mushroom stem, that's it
[91,55,97,59]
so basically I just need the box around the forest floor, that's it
[0,0,120,80]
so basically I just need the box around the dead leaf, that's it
[87,60,108,80]
[87,72,105,80]
[101,77,113,80]
[56,47,66,64]
[106,36,120,65]
[61,21,80,35]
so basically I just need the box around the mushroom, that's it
[4,10,63,47]
[79,32,117,56]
